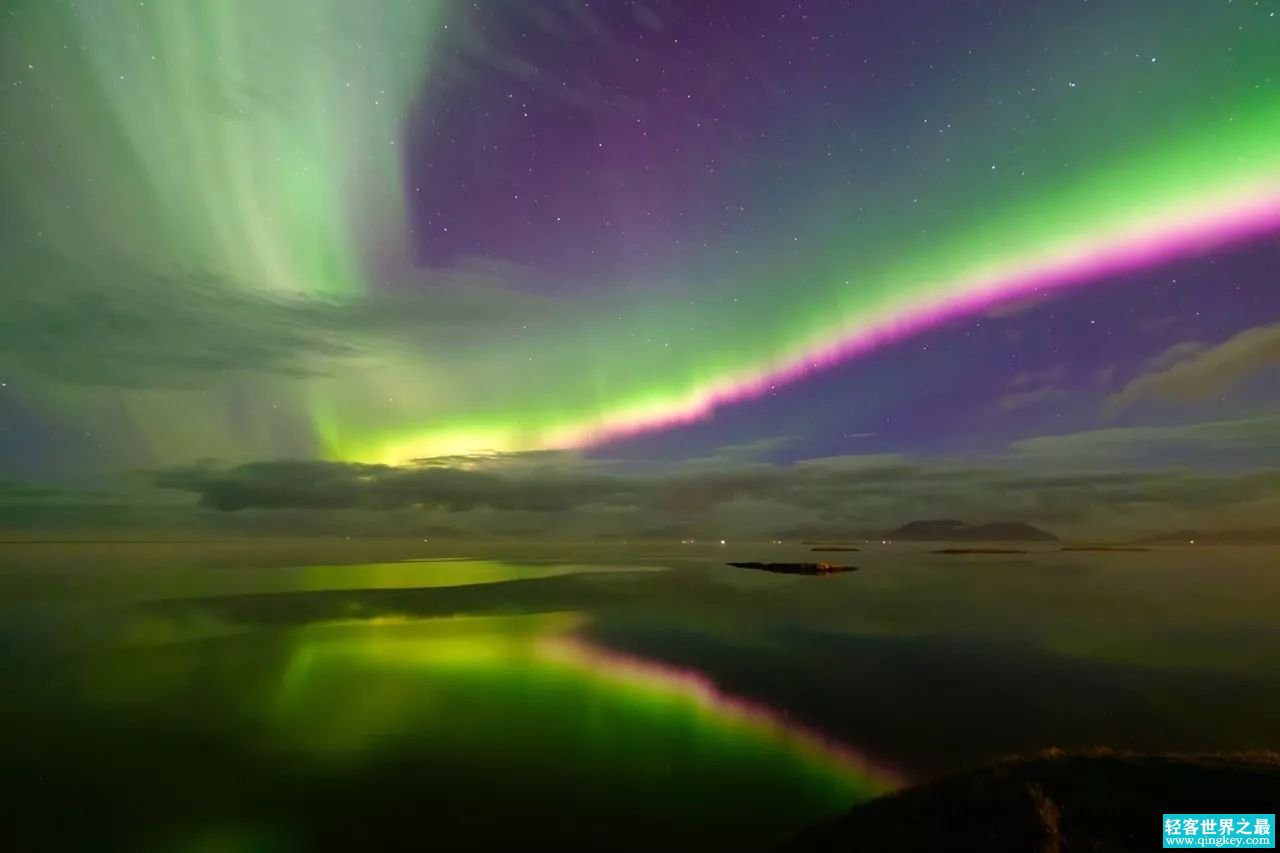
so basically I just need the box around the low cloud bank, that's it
[3,417,1277,540]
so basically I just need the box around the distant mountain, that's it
[887,519,1058,542]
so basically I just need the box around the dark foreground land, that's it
[786,750,1280,852]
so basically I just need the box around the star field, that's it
[0,0,1277,491]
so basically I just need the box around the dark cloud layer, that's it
[157,458,641,513]
[129,417,1280,540]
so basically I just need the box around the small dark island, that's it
[931,547,1028,555]
[728,561,857,575]
[810,546,861,552]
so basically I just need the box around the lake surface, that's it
[1,540,1277,850]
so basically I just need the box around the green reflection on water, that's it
[0,558,642,604]
[272,615,893,789]
[52,610,892,850]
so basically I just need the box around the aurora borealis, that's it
[1,0,1279,538]
[4,7,1280,845]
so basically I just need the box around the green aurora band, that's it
[2,1,1278,465]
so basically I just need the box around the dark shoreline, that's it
[786,750,1280,852]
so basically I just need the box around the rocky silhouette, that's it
[786,750,1280,852]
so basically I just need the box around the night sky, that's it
[1,0,1277,538]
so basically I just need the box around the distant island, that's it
[886,519,1058,542]
[727,562,857,575]
[931,547,1028,555]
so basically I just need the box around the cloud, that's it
[0,243,548,388]
[1007,415,1280,468]
[155,456,645,514]
[0,478,196,532]
[1092,365,1117,387]
[5,417,1278,540]
[995,365,1071,413]
[985,292,1057,319]
[1106,323,1280,413]
[1009,366,1068,389]
[1143,341,1208,372]
[996,385,1072,413]
[105,416,1280,539]
[1138,315,1183,335]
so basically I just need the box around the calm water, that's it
[1,541,1277,850]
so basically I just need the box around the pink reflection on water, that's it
[537,633,906,791]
